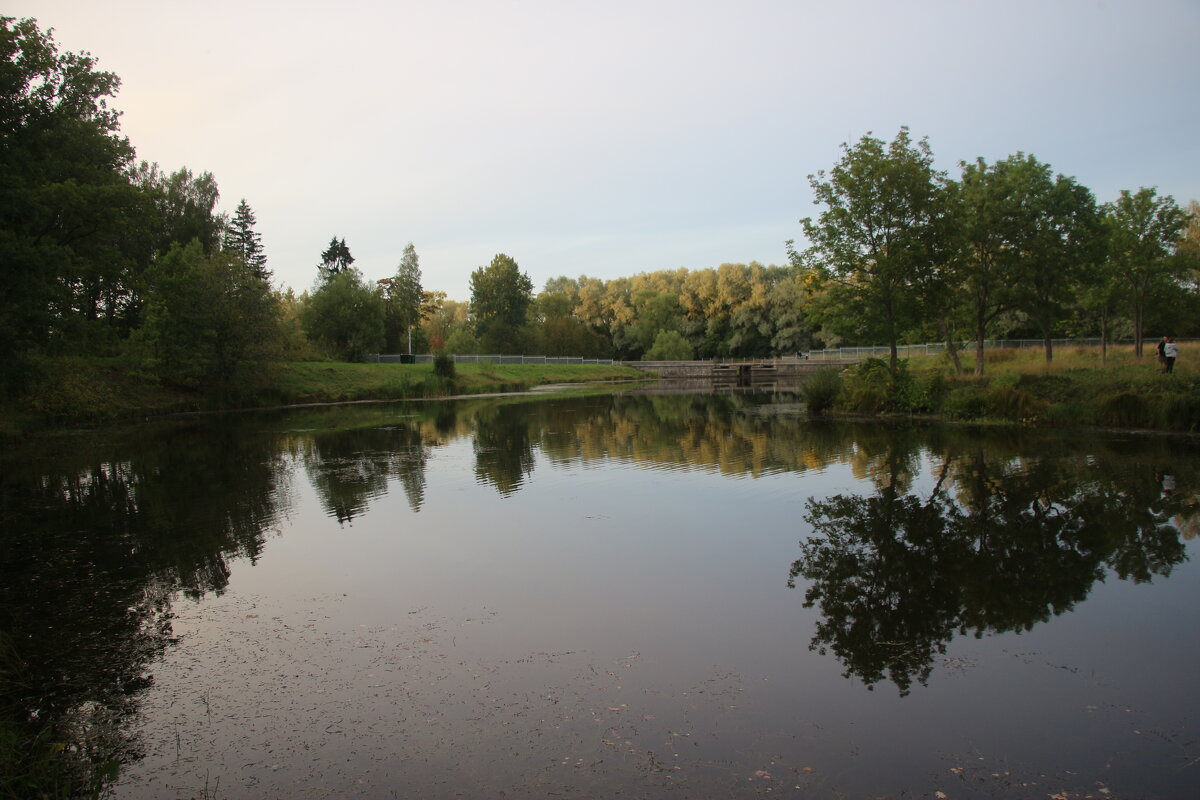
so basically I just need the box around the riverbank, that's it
[803,346,1200,433]
[0,357,645,436]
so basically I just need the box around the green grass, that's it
[817,345,1200,432]
[0,358,645,434]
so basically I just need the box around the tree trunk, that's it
[1040,314,1054,363]
[1133,298,1144,357]
[1100,307,1108,365]
[974,307,987,377]
[941,319,963,375]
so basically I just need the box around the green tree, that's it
[796,128,949,375]
[135,241,279,398]
[469,253,533,353]
[317,236,354,283]
[379,242,424,353]
[301,269,384,361]
[628,289,685,357]
[0,16,142,389]
[954,154,1056,375]
[644,329,693,360]
[223,198,268,281]
[1104,188,1188,356]
[1005,162,1102,363]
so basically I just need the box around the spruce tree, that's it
[223,199,269,280]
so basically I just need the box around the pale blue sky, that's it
[12,0,1200,300]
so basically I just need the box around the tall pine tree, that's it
[317,237,354,283]
[223,199,269,281]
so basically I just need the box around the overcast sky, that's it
[12,0,1200,300]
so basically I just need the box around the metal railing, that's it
[802,338,1198,362]
[367,353,614,366]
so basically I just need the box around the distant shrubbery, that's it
[799,351,1199,431]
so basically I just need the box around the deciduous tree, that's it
[797,128,949,374]
[469,253,533,353]
[1104,188,1188,356]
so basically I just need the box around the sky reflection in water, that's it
[2,393,1197,799]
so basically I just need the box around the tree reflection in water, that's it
[789,435,1192,696]
[2,394,1197,793]
[0,420,288,792]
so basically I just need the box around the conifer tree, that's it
[223,199,269,281]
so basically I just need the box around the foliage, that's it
[835,358,933,414]
[469,254,533,353]
[223,198,268,280]
[797,128,949,374]
[800,367,841,415]
[317,236,354,283]
[1104,188,1189,355]
[379,242,424,353]
[643,329,693,361]
[131,242,279,399]
[433,353,456,379]
[300,269,384,361]
[0,16,142,392]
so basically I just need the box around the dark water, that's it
[2,393,1198,799]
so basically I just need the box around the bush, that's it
[984,384,1044,421]
[800,367,842,415]
[433,353,456,379]
[943,384,988,419]
[1098,392,1148,427]
[837,358,931,414]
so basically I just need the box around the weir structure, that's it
[621,358,847,387]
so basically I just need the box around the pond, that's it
[2,392,1198,799]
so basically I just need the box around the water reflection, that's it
[301,423,431,521]
[0,421,287,790]
[1,395,1197,794]
[789,434,1195,695]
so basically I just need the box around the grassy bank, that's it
[0,357,644,435]
[801,345,1200,432]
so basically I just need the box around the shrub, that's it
[800,367,842,415]
[838,358,893,413]
[943,385,987,419]
[1157,393,1200,431]
[1098,392,1148,427]
[984,384,1044,421]
[837,358,933,413]
[433,353,456,379]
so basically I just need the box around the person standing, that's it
[1156,335,1167,367]
[1163,336,1178,374]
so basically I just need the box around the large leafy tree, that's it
[1004,162,1102,363]
[223,198,268,281]
[469,253,533,353]
[0,16,144,388]
[301,269,384,361]
[379,242,424,353]
[950,155,1036,376]
[796,128,949,374]
[1103,188,1188,356]
[135,241,279,398]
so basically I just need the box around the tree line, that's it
[4,17,1198,402]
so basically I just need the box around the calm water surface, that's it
[2,392,1198,799]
